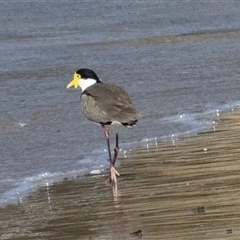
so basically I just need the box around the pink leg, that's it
[101,125,120,183]
[101,125,112,162]
[113,133,119,165]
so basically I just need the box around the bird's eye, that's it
[77,74,80,78]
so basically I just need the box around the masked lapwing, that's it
[67,68,142,183]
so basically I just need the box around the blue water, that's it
[1,1,240,206]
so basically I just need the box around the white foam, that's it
[90,169,104,175]
[140,101,240,148]
[1,100,240,207]
[0,167,104,206]
[18,122,27,127]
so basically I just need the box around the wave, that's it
[1,100,240,207]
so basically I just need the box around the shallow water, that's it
[1,1,240,205]
[1,111,240,239]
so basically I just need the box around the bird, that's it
[67,68,142,184]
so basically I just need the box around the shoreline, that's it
[1,110,240,239]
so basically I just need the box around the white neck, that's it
[79,78,97,92]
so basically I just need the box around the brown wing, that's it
[81,83,142,124]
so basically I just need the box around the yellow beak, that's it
[66,72,80,89]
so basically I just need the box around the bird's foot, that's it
[111,165,120,183]
[105,165,120,184]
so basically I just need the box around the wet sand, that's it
[1,110,240,240]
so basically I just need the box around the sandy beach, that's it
[1,110,240,240]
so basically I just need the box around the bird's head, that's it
[67,68,102,91]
